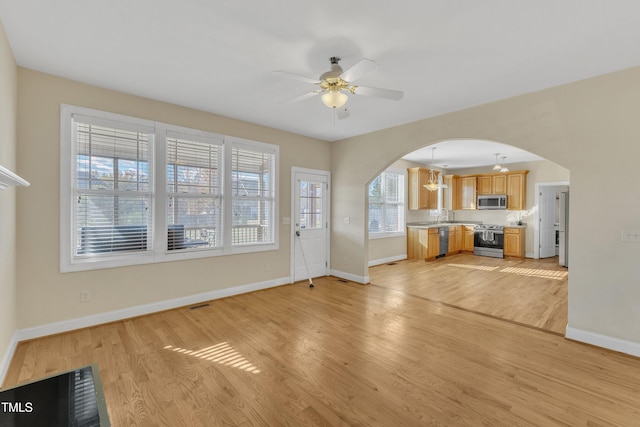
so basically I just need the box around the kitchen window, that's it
[368,169,405,238]
[60,105,279,272]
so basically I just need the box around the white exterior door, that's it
[292,169,330,282]
[539,186,557,258]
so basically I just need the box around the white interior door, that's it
[292,169,330,282]
[539,186,557,258]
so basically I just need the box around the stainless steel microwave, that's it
[478,194,507,210]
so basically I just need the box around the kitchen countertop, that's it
[406,222,527,229]
[406,221,481,228]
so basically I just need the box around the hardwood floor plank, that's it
[3,267,638,426]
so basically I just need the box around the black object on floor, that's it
[0,364,110,426]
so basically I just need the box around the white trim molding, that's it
[330,269,370,285]
[0,331,19,386]
[368,254,407,267]
[16,277,290,342]
[0,165,29,190]
[566,326,640,358]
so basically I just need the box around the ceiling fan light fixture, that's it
[321,91,348,109]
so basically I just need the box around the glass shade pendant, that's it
[321,91,348,108]
[500,156,509,173]
[492,153,502,171]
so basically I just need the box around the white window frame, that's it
[60,105,279,272]
[368,168,406,240]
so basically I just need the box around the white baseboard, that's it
[368,254,407,267]
[16,276,290,343]
[330,269,369,284]
[0,331,19,387]
[565,326,640,358]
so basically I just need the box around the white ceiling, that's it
[401,140,543,170]
[2,1,640,168]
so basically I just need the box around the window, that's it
[231,144,276,246]
[166,133,222,251]
[61,105,279,272]
[368,170,405,237]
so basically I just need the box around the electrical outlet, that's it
[80,290,91,303]
[622,229,640,242]
[265,263,271,272]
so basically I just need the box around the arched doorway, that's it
[365,138,570,333]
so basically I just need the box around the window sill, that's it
[369,231,406,240]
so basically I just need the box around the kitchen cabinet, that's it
[448,226,463,253]
[463,226,475,251]
[507,172,527,210]
[477,176,492,195]
[427,228,440,259]
[407,167,438,210]
[451,171,526,210]
[458,176,477,209]
[477,174,508,195]
[493,174,507,194]
[504,227,525,258]
[407,227,428,260]
[406,227,441,260]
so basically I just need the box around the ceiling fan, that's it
[274,57,404,119]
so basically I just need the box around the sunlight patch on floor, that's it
[499,267,568,280]
[447,263,500,271]
[163,342,261,374]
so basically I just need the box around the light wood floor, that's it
[4,270,640,425]
[369,253,568,334]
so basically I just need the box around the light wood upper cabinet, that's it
[477,176,492,195]
[507,172,528,210]
[458,176,477,209]
[493,175,507,194]
[408,167,438,210]
[450,171,527,210]
[478,174,507,195]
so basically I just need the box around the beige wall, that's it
[16,69,331,329]
[331,66,640,345]
[0,19,18,372]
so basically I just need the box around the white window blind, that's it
[369,171,405,234]
[61,105,279,272]
[166,135,222,251]
[73,117,153,257]
[231,145,275,246]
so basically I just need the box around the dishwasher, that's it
[437,226,449,258]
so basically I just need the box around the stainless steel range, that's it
[474,224,504,258]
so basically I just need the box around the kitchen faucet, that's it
[437,208,449,224]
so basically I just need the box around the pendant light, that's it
[492,153,502,171]
[423,148,440,192]
[500,156,509,173]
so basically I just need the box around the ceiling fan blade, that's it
[280,90,322,104]
[351,85,404,101]
[273,70,320,85]
[336,107,350,120]
[340,58,379,83]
